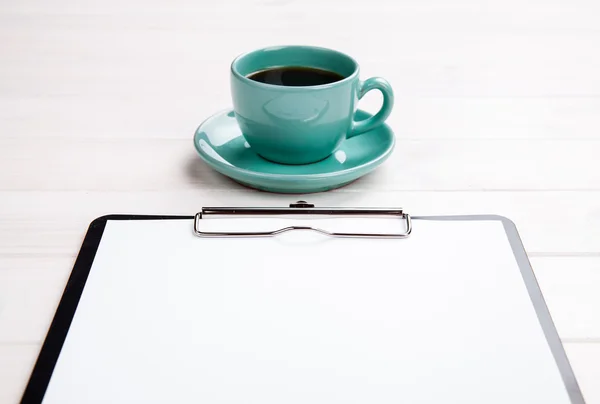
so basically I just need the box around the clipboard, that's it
[20,201,586,404]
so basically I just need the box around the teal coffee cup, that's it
[230,45,394,165]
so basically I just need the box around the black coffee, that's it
[247,66,345,86]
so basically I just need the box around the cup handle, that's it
[347,77,394,138]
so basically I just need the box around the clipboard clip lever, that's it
[193,201,412,239]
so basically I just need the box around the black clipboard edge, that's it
[19,215,192,404]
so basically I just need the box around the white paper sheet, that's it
[41,218,571,404]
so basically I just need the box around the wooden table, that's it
[1,0,599,402]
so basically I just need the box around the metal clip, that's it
[193,201,411,238]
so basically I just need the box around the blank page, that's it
[42,218,571,404]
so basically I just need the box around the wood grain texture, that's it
[534,257,600,342]
[1,0,599,402]
[0,345,40,404]
[564,343,600,404]
[1,138,600,191]
[5,96,600,140]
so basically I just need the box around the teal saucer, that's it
[193,108,395,193]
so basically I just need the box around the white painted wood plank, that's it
[0,344,40,404]
[531,257,600,341]
[1,8,600,98]
[2,190,600,255]
[1,138,598,191]
[1,0,599,35]
[392,97,600,140]
[564,343,600,404]
[1,32,599,98]
[2,96,600,141]
[0,257,73,344]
